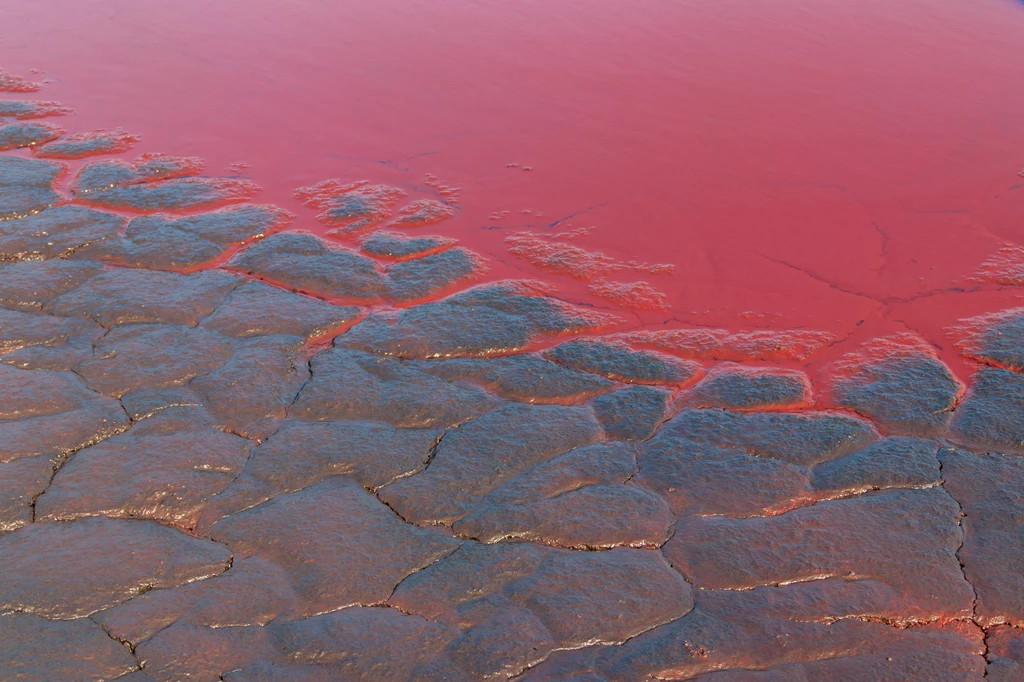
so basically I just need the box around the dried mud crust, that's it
[0,137,1018,682]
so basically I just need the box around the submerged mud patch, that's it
[72,153,205,193]
[0,120,63,151]
[34,127,140,159]
[0,68,42,93]
[389,198,455,228]
[0,99,72,119]
[612,326,837,362]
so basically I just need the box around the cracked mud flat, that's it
[2,144,1024,681]
[4,3,1024,676]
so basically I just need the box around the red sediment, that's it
[824,331,962,401]
[547,227,594,240]
[681,363,814,412]
[1,3,1023,676]
[819,332,966,433]
[487,278,558,298]
[301,313,370,354]
[505,231,673,282]
[423,173,461,205]
[388,199,455,228]
[0,68,41,92]
[828,332,941,375]
[124,152,205,180]
[390,249,492,308]
[117,208,295,275]
[975,245,1024,285]
[34,128,140,159]
[588,279,670,311]
[613,327,836,362]
[294,179,407,237]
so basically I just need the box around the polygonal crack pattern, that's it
[0,138,1014,681]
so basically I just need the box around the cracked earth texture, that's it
[2,68,1024,682]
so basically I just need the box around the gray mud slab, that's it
[190,335,311,437]
[593,385,672,440]
[810,436,941,491]
[96,555,302,643]
[339,281,619,358]
[71,154,203,193]
[230,232,482,303]
[988,626,1024,681]
[385,246,483,302]
[957,308,1024,370]
[0,306,100,354]
[266,608,459,679]
[828,335,962,435]
[451,441,673,549]
[949,367,1024,451]
[198,419,441,527]
[633,409,879,516]
[0,516,231,618]
[75,323,237,397]
[0,100,72,119]
[0,205,124,260]
[378,402,604,525]
[46,268,243,326]
[544,338,701,385]
[134,622,271,681]
[72,204,292,270]
[0,363,129,463]
[0,155,63,220]
[664,487,974,619]
[36,407,252,528]
[0,454,55,532]
[390,541,692,678]
[289,347,501,428]
[209,477,461,617]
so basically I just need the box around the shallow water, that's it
[4,0,1024,364]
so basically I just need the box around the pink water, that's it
[4,0,1024,377]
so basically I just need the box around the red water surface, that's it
[3,0,1024,377]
